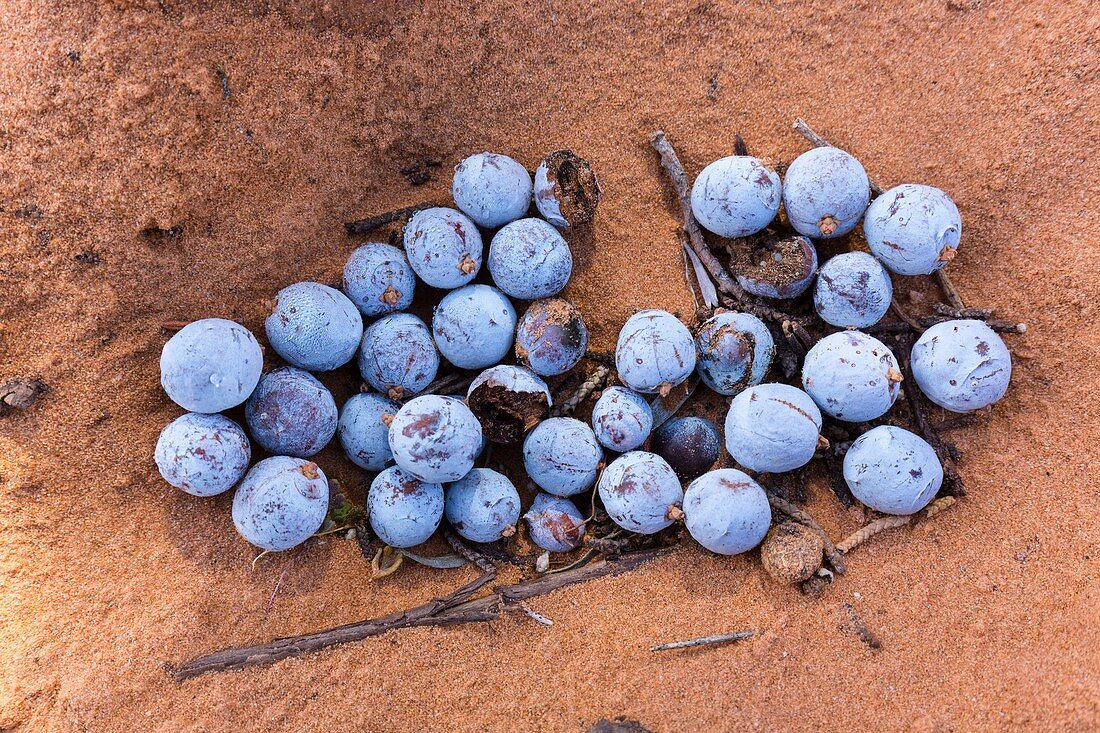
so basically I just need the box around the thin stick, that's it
[443,527,497,575]
[650,130,746,300]
[650,630,755,652]
[896,333,966,496]
[933,270,965,309]
[890,297,925,333]
[844,603,882,649]
[172,551,664,681]
[344,202,438,236]
[931,303,993,320]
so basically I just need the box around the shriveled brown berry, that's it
[760,522,824,583]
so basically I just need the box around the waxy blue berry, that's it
[695,311,774,396]
[358,313,440,401]
[802,331,902,422]
[343,242,416,317]
[232,457,329,552]
[690,156,781,238]
[683,469,771,555]
[368,466,444,548]
[245,367,338,458]
[155,412,251,497]
[404,207,483,289]
[598,451,684,535]
[615,309,697,395]
[160,318,263,413]
[865,184,961,275]
[911,319,1011,413]
[265,282,362,372]
[445,468,521,543]
[844,426,943,515]
[432,284,517,370]
[452,152,532,229]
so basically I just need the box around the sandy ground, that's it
[1,1,1098,731]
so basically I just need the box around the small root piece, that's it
[371,546,404,579]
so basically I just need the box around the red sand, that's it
[1,1,1098,730]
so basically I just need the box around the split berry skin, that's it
[844,425,943,515]
[523,417,603,497]
[802,331,902,422]
[598,451,684,535]
[690,155,782,238]
[358,313,439,401]
[466,364,551,444]
[813,252,894,329]
[695,311,774,396]
[265,282,363,372]
[160,318,263,413]
[864,184,962,276]
[651,416,720,481]
[590,386,653,453]
[725,383,823,473]
[155,412,251,497]
[911,319,1012,413]
[388,395,483,483]
[533,149,602,229]
[515,298,589,377]
[615,309,698,395]
[343,242,416,317]
[730,235,819,299]
[403,207,483,289]
[432,284,517,370]
[367,466,444,548]
[444,468,521,544]
[523,492,586,553]
[245,367,338,458]
[232,456,329,552]
[683,469,772,555]
[488,218,573,300]
[337,392,400,472]
[782,147,870,239]
[451,152,533,229]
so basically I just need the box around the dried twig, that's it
[650,630,755,652]
[843,603,882,649]
[172,550,665,681]
[936,414,979,432]
[650,130,745,300]
[895,333,966,496]
[931,303,993,320]
[344,202,439,236]
[443,527,497,575]
[933,270,965,309]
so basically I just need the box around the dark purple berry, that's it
[650,416,720,480]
